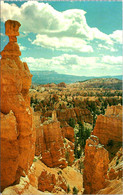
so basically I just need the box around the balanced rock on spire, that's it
[0,20,35,191]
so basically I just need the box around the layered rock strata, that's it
[35,112,68,168]
[92,105,122,146]
[96,179,122,194]
[42,107,93,125]
[1,20,35,191]
[83,135,109,194]
[62,125,75,143]
[35,111,75,168]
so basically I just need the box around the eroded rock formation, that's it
[57,107,93,124]
[92,105,122,146]
[96,179,122,195]
[42,107,93,126]
[35,112,68,168]
[0,20,35,191]
[34,159,83,194]
[61,124,75,143]
[40,120,67,168]
[35,111,75,168]
[83,135,109,194]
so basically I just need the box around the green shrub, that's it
[107,139,114,147]
[73,186,78,195]
[33,158,37,162]
[68,118,75,128]
[64,139,67,143]
[116,159,119,166]
[67,184,71,193]
[57,170,62,175]
[65,151,70,165]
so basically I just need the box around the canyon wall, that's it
[42,107,93,125]
[0,20,35,191]
[92,105,122,146]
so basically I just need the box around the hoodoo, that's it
[83,135,109,194]
[0,20,35,191]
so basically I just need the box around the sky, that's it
[0,0,122,76]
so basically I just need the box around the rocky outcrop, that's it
[2,175,47,195]
[41,120,67,168]
[62,125,75,142]
[42,107,93,125]
[97,148,122,194]
[0,20,35,191]
[92,105,122,146]
[35,110,75,168]
[83,135,109,194]
[33,159,67,193]
[97,179,122,194]
[57,108,93,124]
[108,147,122,180]
[64,139,75,166]
[34,159,83,194]
[35,112,68,168]
[1,111,19,190]
[57,82,66,88]
[74,107,93,124]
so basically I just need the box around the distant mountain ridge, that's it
[31,70,122,85]
[78,78,122,90]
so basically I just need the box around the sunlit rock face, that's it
[34,111,68,168]
[83,135,109,194]
[92,105,122,146]
[35,110,75,168]
[0,20,35,191]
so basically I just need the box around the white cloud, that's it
[1,1,119,53]
[32,35,93,52]
[18,43,26,51]
[101,56,122,65]
[0,33,4,36]
[110,30,123,44]
[98,44,115,52]
[22,54,122,76]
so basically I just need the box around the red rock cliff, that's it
[0,20,35,191]
[92,105,122,146]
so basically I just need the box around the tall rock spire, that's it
[0,20,35,191]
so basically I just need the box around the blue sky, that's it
[1,1,122,76]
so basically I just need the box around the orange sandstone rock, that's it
[38,171,56,192]
[62,125,75,142]
[34,160,67,193]
[40,121,67,168]
[108,147,122,180]
[56,107,93,125]
[5,20,21,37]
[83,135,109,194]
[92,105,122,146]
[2,176,45,195]
[0,20,35,191]
[34,111,75,167]
[1,111,19,189]
[34,112,67,168]
[97,179,122,194]
[64,139,75,166]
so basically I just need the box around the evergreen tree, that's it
[68,118,75,128]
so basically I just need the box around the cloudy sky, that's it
[1,1,122,76]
